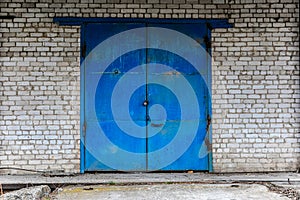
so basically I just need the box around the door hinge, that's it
[82,121,87,136]
[206,114,211,133]
[204,36,211,49]
[81,42,86,58]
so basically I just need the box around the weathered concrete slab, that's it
[55,183,290,200]
[1,173,299,200]
[0,172,299,186]
[0,185,50,200]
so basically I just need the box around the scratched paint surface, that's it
[83,23,210,171]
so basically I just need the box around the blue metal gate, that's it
[82,22,211,171]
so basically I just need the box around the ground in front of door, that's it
[54,183,292,200]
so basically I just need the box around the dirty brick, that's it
[0,0,299,174]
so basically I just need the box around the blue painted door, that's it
[82,23,210,171]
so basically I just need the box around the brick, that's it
[0,0,298,175]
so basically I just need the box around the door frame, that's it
[53,17,233,173]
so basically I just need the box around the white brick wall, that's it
[0,0,299,173]
[211,0,299,172]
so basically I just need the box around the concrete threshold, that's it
[0,172,299,191]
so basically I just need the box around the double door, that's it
[82,23,210,171]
